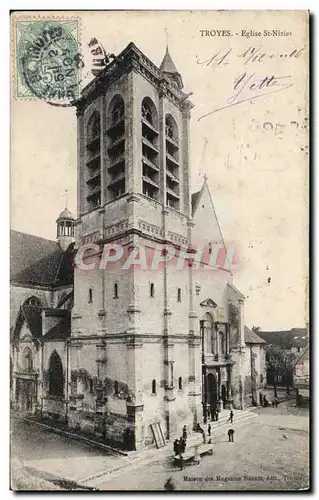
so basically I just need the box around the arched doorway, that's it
[207,373,218,411]
[48,351,64,398]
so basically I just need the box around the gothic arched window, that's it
[87,111,101,141]
[48,351,64,397]
[86,110,101,210]
[165,114,180,210]
[141,97,159,200]
[165,114,178,143]
[219,331,226,354]
[107,95,126,200]
[22,347,33,371]
[141,97,158,130]
[24,296,41,307]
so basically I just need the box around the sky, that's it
[10,10,309,330]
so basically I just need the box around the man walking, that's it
[180,436,186,453]
[228,428,235,442]
[182,425,187,441]
[227,410,234,424]
[208,424,211,437]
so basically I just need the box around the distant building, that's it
[293,345,310,406]
[257,328,308,354]
[256,327,308,387]
[243,327,267,406]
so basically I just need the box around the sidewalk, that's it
[13,408,258,488]
[13,412,127,456]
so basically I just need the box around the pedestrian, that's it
[228,428,235,442]
[227,410,234,424]
[182,425,187,441]
[173,439,179,456]
[180,437,186,453]
[215,409,219,421]
[203,431,206,444]
[208,424,211,437]
[164,477,176,491]
[259,393,263,406]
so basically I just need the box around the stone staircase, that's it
[187,409,258,448]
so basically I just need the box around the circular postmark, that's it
[17,21,82,107]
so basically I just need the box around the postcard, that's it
[10,10,309,491]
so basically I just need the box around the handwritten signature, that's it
[198,72,293,122]
[196,46,305,71]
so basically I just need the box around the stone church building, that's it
[10,42,266,451]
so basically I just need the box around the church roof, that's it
[10,230,74,288]
[12,304,71,342]
[159,47,183,89]
[57,207,76,221]
[160,47,179,74]
[13,304,43,340]
[245,326,267,345]
[44,315,71,340]
[191,190,201,216]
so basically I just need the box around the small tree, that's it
[266,347,282,397]
[266,345,296,397]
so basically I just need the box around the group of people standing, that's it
[207,407,220,422]
[173,425,188,457]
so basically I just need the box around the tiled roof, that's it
[160,47,179,74]
[12,305,71,342]
[44,315,71,340]
[245,326,267,345]
[257,329,308,348]
[12,305,43,341]
[10,230,74,287]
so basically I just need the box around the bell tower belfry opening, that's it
[71,42,198,451]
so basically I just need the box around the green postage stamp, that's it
[14,18,81,105]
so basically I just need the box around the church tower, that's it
[71,43,201,450]
[56,207,76,251]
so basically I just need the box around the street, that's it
[88,402,309,491]
[10,401,309,491]
[10,416,127,489]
